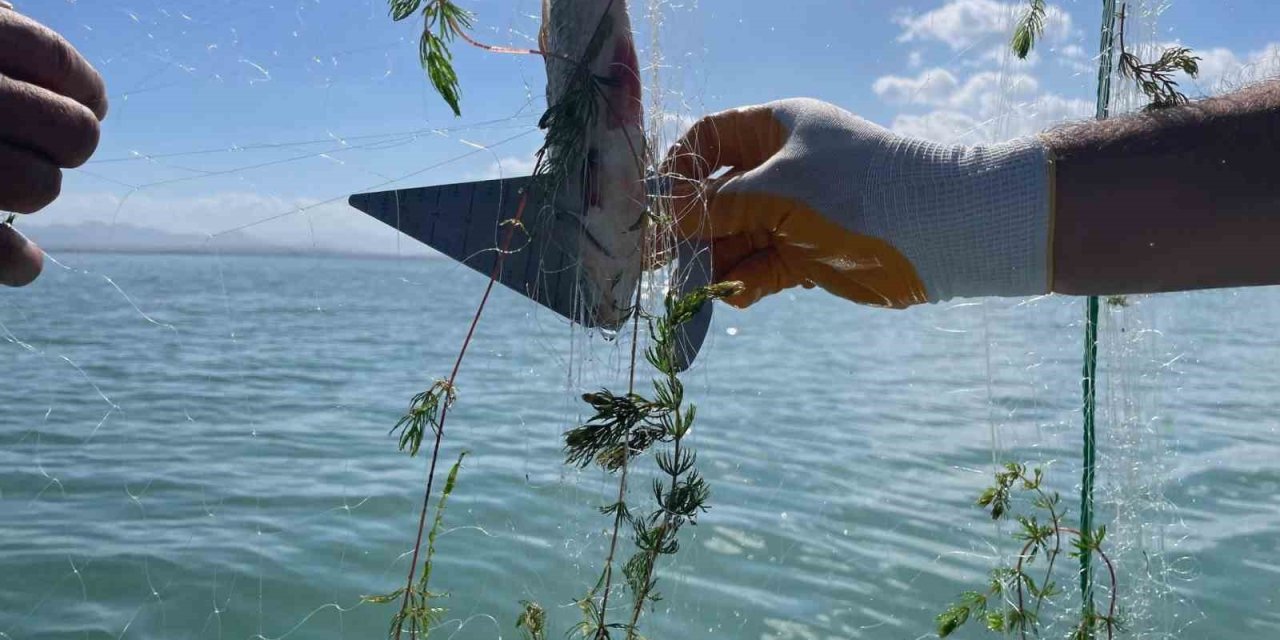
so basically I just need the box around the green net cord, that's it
[1081,0,1118,630]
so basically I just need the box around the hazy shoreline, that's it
[41,246,445,262]
[24,221,438,261]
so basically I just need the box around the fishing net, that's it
[3,1,1280,639]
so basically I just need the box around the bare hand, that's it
[0,4,107,286]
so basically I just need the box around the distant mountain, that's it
[28,221,280,254]
[22,221,434,258]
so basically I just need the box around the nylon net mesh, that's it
[2,1,1279,639]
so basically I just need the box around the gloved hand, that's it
[0,2,108,286]
[662,98,1053,308]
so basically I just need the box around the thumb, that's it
[660,105,787,186]
[671,169,750,240]
[716,247,810,308]
[0,222,44,287]
[674,166,797,242]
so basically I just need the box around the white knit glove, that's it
[665,98,1054,307]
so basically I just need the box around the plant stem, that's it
[593,240,649,638]
[1098,544,1118,640]
[1010,485,1064,640]
[625,309,687,637]
[444,11,576,63]
[393,183,535,640]
[1034,501,1063,623]
[1062,527,1118,640]
[625,433,679,637]
[1013,527,1116,640]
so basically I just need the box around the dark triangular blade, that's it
[349,176,601,327]
[349,176,714,369]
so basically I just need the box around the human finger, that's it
[707,230,770,281]
[0,75,101,168]
[0,8,108,119]
[660,105,787,187]
[0,222,44,287]
[0,140,62,213]
[669,170,737,240]
[674,178,797,242]
[715,246,808,308]
[645,229,765,280]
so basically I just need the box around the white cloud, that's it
[874,2,1279,143]
[876,0,1090,142]
[874,68,1042,113]
[962,44,1029,68]
[889,110,984,143]
[880,30,1280,142]
[955,71,1040,108]
[872,68,961,106]
[895,0,1073,51]
[1194,47,1245,87]
[1188,43,1280,94]
[1053,44,1093,74]
[886,92,1091,143]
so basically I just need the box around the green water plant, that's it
[531,280,741,640]
[399,0,642,199]
[379,8,655,640]
[1013,1,1199,111]
[392,380,456,457]
[577,281,741,639]
[517,600,549,640]
[998,9,1191,635]
[387,0,627,190]
[1114,6,1199,110]
[534,12,615,189]
[1010,0,1047,60]
[936,463,1120,640]
[379,4,735,637]
[379,4,616,637]
[373,238,739,639]
[363,451,469,638]
[388,0,473,116]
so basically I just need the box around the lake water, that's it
[2,252,1278,639]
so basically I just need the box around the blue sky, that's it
[22,0,1280,252]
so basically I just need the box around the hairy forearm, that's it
[1045,80,1280,295]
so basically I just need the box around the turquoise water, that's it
[2,252,1278,639]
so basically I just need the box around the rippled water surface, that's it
[3,253,1279,639]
